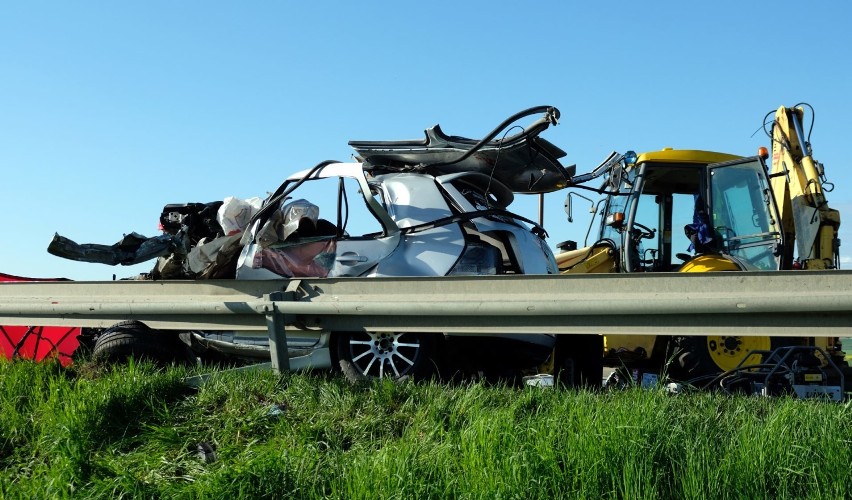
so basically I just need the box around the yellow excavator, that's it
[556,103,846,382]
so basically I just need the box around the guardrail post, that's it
[265,291,289,374]
[265,280,304,374]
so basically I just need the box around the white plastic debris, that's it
[523,374,555,388]
[217,196,263,235]
[665,382,683,395]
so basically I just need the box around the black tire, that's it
[335,331,439,382]
[93,321,192,366]
[671,336,714,380]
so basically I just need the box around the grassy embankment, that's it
[1,359,850,499]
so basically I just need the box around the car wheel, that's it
[93,320,193,366]
[335,331,439,382]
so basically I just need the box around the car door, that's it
[236,163,401,279]
[326,172,401,277]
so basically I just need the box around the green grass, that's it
[1,359,850,499]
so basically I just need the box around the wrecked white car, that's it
[52,106,575,381]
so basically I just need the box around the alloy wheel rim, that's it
[348,332,421,379]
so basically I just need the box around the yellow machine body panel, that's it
[678,255,741,273]
[557,245,617,274]
[636,148,739,165]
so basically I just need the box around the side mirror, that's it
[564,192,596,223]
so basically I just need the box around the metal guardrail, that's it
[2,270,852,334]
[0,280,276,330]
[2,271,851,370]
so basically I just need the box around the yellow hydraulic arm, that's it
[769,105,840,269]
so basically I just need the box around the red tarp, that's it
[0,272,80,366]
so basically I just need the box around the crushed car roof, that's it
[349,106,575,194]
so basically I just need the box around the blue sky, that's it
[2,1,851,280]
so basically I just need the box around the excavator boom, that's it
[769,105,840,269]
